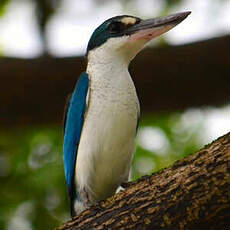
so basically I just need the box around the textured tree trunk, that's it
[57,132,230,230]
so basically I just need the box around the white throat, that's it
[86,36,147,72]
[86,45,130,84]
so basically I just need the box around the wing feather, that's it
[63,72,89,216]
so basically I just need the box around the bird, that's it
[63,11,191,217]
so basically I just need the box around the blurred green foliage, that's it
[0,126,68,230]
[0,0,9,17]
[0,112,205,229]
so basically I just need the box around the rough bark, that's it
[1,35,230,126]
[57,132,230,230]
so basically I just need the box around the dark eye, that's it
[108,22,124,34]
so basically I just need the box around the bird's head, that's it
[86,11,191,63]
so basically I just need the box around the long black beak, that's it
[125,11,191,36]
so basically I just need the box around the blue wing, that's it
[63,72,89,215]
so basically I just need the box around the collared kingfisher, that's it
[63,11,191,217]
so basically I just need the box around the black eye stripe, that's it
[108,22,125,33]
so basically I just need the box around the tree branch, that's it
[1,35,230,126]
[57,132,230,230]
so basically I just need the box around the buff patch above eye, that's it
[121,17,138,25]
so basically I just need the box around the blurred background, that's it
[1,0,230,229]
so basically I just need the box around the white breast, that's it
[75,56,139,204]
